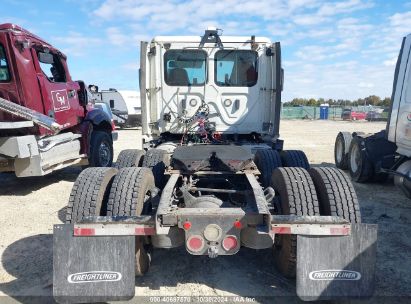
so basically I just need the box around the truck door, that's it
[389,34,411,156]
[34,50,83,130]
[0,33,20,110]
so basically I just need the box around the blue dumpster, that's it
[319,104,329,120]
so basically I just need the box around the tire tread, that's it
[66,167,117,223]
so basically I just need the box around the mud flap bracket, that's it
[53,224,135,303]
[296,223,377,301]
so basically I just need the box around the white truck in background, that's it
[92,88,141,128]
[335,33,411,197]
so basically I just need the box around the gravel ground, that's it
[0,120,410,303]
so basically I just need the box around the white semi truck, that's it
[335,33,411,197]
[53,28,377,303]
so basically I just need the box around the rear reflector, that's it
[73,224,155,236]
[135,226,156,235]
[271,226,291,234]
[233,220,242,229]
[74,228,95,236]
[330,227,350,235]
[222,235,238,251]
[271,224,351,236]
[186,235,205,252]
[183,221,192,230]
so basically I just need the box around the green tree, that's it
[364,95,381,106]
[381,97,391,107]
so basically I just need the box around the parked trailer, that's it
[94,88,141,128]
[0,23,116,177]
[54,28,377,303]
[335,33,411,197]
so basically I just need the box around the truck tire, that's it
[348,136,373,182]
[271,167,320,278]
[65,167,118,223]
[334,132,352,170]
[142,149,169,188]
[107,167,155,276]
[309,167,361,223]
[254,149,282,188]
[280,150,310,169]
[89,131,113,167]
[115,149,145,169]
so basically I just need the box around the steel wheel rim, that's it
[98,142,111,166]
[350,144,360,173]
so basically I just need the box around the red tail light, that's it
[111,119,116,130]
[186,235,204,252]
[222,235,238,251]
[233,220,242,229]
[183,221,192,230]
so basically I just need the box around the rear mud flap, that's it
[53,224,135,303]
[296,223,377,301]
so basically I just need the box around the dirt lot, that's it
[0,120,410,303]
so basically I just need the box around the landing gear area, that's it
[334,131,411,197]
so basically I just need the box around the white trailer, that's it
[96,89,141,128]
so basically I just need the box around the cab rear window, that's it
[164,50,207,86]
[0,44,11,82]
[215,50,258,87]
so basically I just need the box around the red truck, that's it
[341,108,366,121]
[0,24,116,177]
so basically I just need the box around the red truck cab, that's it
[0,24,115,176]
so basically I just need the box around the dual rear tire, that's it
[271,167,319,277]
[66,166,156,276]
[115,148,169,188]
[270,166,361,278]
[254,149,310,188]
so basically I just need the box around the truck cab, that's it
[140,28,283,147]
[0,24,115,176]
[388,33,411,156]
[0,23,86,136]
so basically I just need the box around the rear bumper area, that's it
[53,217,377,302]
[70,214,352,255]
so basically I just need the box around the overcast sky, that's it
[2,0,409,101]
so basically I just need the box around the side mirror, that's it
[88,84,99,93]
[266,47,274,57]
